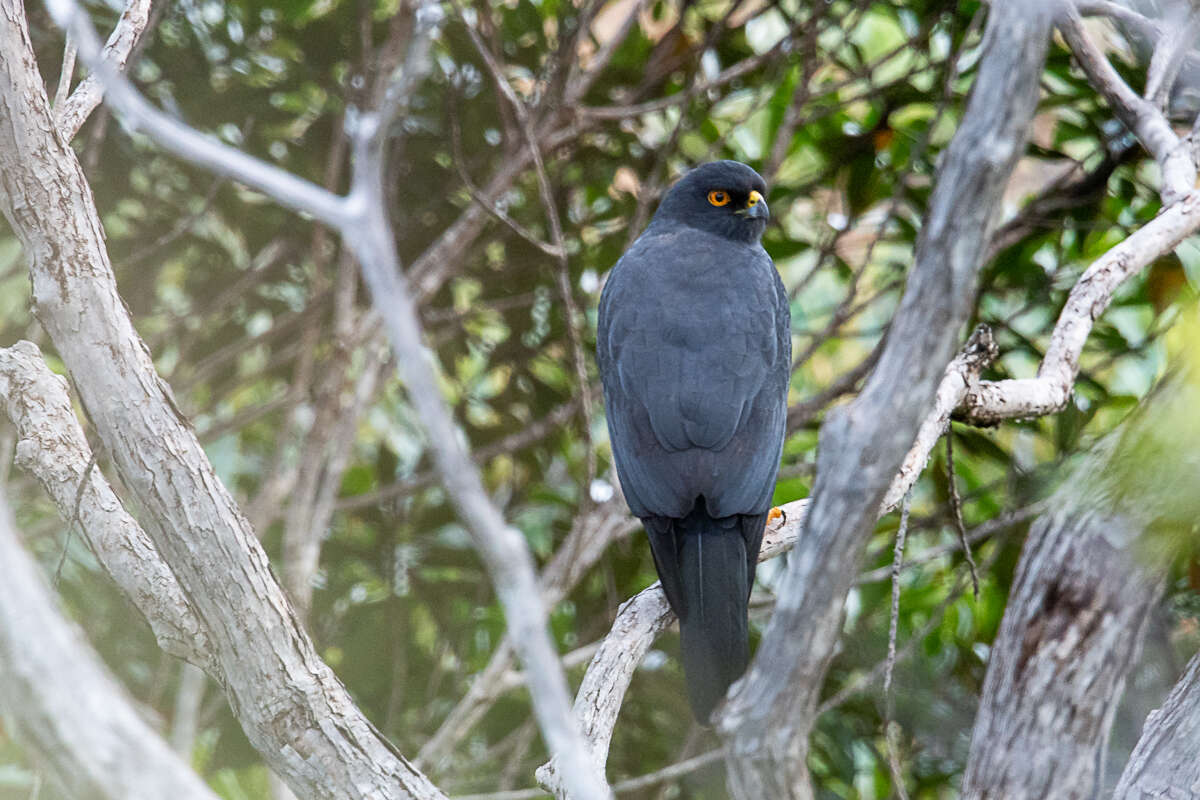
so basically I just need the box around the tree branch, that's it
[44,2,610,796]
[960,189,1200,424]
[1059,8,1196,206]
[0,4,447,797]
[1113,650,1200,798]
[0,489,219,800]
[53,0,151,141]
[0,341,214,671]
[717,6,1053,797]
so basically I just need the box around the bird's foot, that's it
[767,506,786,527]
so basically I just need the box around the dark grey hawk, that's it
[596,160,791,722]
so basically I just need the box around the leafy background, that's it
[2,0,1197,797]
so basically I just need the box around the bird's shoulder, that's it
[606,224,774,292]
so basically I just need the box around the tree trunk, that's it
[718,4,1053,797]
[962,366,1200,798]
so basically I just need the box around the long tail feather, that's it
[674,502,763,722]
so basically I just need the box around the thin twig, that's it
[53,35,77,110]
[883,491,912,800]
[945,428,979,598]
[53,447,97,587]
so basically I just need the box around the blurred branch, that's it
[339,397,585,512]
[0,341,214,671]
[1113,650,1200,798]
[1143,5,1200,110]
[0,489,219,800]
[1059,8,1196,205]
[984,141,1137,262]
[1076,1,1162,38]
[960,370,1193,797]
[456,4,595,490]
[5,2,448,797]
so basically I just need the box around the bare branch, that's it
[53,0,152,141]
[882,325,998,512]
[0,4,448,796]
[45,1,612,794]
[1113,651,1200,798]
[960,189,1200,424]
[45,0,350,226]
[52,34,76,110]
[0,340,213,671]
[0,490,219,800]
[1059,9,1196,205]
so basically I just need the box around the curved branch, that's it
[1058,9,1196,206]
[0,341,213,671]
[960,189,1200,424]
[0,490,219,800]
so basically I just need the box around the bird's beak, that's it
[742,190,769,220]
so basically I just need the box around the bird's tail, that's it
[675,502,758,723]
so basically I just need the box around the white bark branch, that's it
[0,340,214,671]
[39,3,609,796]
[959,189,1200,424]
[53,0,151,141]
[1113,651,1200,799]
[0,4,447,798]
[535,499,810,798]
[1059,8,1196,206]
[883,325,998,511]
[0,489,219,800]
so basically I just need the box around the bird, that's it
[596,160,791,722]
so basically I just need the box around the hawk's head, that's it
[652,160,769,244]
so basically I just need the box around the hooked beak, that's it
[741,190,769,221]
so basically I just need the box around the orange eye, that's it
[707,190,730,207]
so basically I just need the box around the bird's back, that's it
[597,224,789,520]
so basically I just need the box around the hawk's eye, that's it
[707,190,730,207]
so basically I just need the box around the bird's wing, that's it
[597,230,790,519]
